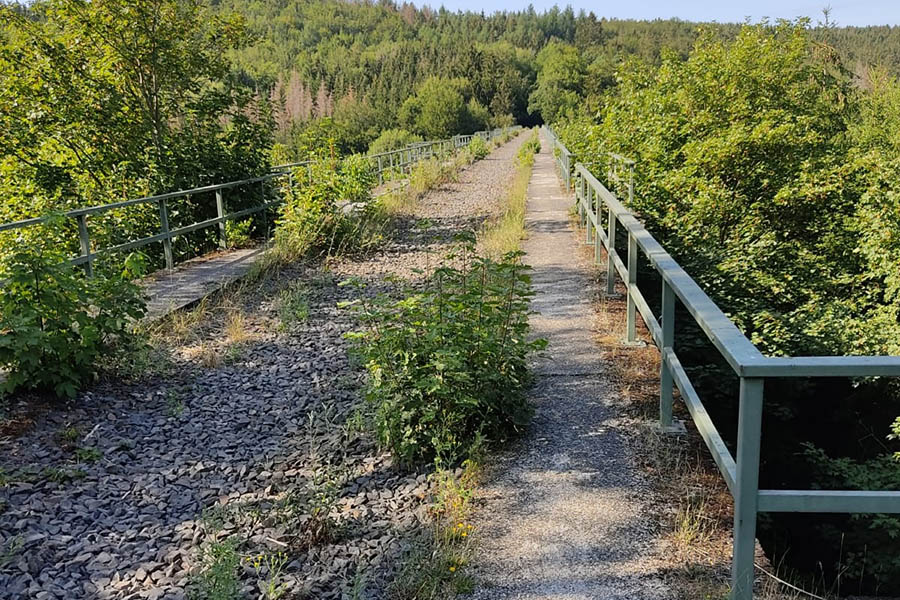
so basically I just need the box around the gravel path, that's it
[0,133,525,600]
[468,134,671,599]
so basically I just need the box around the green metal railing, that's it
[543,126,900,600]
[0,127,518,277]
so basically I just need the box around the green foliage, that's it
[273,155,375,258]
[368,129,423,156]
[804,445,900,589]
[340,155,377,204]
[466,137,489,161]
[0,0,272,270]
[189,537,241,600]
[276,282,310,329]
[400,77,489,139]
[343,242,546,466]
[225,219,254,249]
[528,41,585,124]
[557,21,900,593]
[73,447,102,464]
[0,220,147,398]
[517,133,541,161]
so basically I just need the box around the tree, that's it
[399,76,487,138]
[0,0,271,258]
[527,41,585,123]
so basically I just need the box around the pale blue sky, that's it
[415,1,900,27]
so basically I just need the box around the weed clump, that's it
[343,238,546,466]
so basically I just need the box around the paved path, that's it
[142,247,265,320]
[470,133,670,599]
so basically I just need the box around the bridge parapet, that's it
[542,124,900,600]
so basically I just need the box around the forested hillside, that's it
[4,0,900,225]
[214,1,900,155]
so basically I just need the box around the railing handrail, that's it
[542,124,900,600]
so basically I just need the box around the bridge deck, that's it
[470,133,670,599]
[142,246,266,320]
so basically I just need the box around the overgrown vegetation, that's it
[479,130,539,258]
[343,238,545,466]
[272,155,377,261]
[0,220,147,398]
[466,136,489,161]
[556,20,900,594]
[0,0,273,267]
[390,459,480,599]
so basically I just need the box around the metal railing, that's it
[0,127,519,276]
[543,126,900,600]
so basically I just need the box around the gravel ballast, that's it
[0,133,526,600]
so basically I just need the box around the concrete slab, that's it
[470,133,670,599]
[142,246,266,320]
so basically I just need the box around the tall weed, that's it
[343,239,546,466]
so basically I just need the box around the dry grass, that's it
[478,136,533,258]
[224,307,249,345]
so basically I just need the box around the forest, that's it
[3,0,900,597]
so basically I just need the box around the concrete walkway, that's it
[142,246,265,320]
[470,134,670,599]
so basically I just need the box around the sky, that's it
[412,1,900,27]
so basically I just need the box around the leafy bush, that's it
[516,131,541,162]
[274,155,375,258]
[803,445,900,590]
[343,241,545,466]
[339,155,377,204]
[557,22,900,593]
[368,129,424,155]
[399,77,488,138]
[0,221,147,398]
[467,136,489,161]
[225,219,254,249]
[408,158,452,198]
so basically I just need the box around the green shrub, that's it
[340,154,377,204]
[274,155,376,258]
[0,220,147,398]
[408,158,451,197]
[467,136,489,161]
[368,129,424,156]
[343,241,546,466]
[516,131,541,163]
[803,444,900,590]
[225,219,254,249]
[188,537,241,600]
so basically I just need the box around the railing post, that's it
[260,180,269,238]
[216,189,227,250]
[377,156,383,184]
[628,164,635,205]
[659,279,675,426]
[594,191,602,264]
[158,198,174,270]
[585,185,593,245]
[626,233,638,343]
[731,377,764,600]
[606,207,617,294]
[76,214,93,277]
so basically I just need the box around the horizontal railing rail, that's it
[0,127,519,277]
[542,125,900,600]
